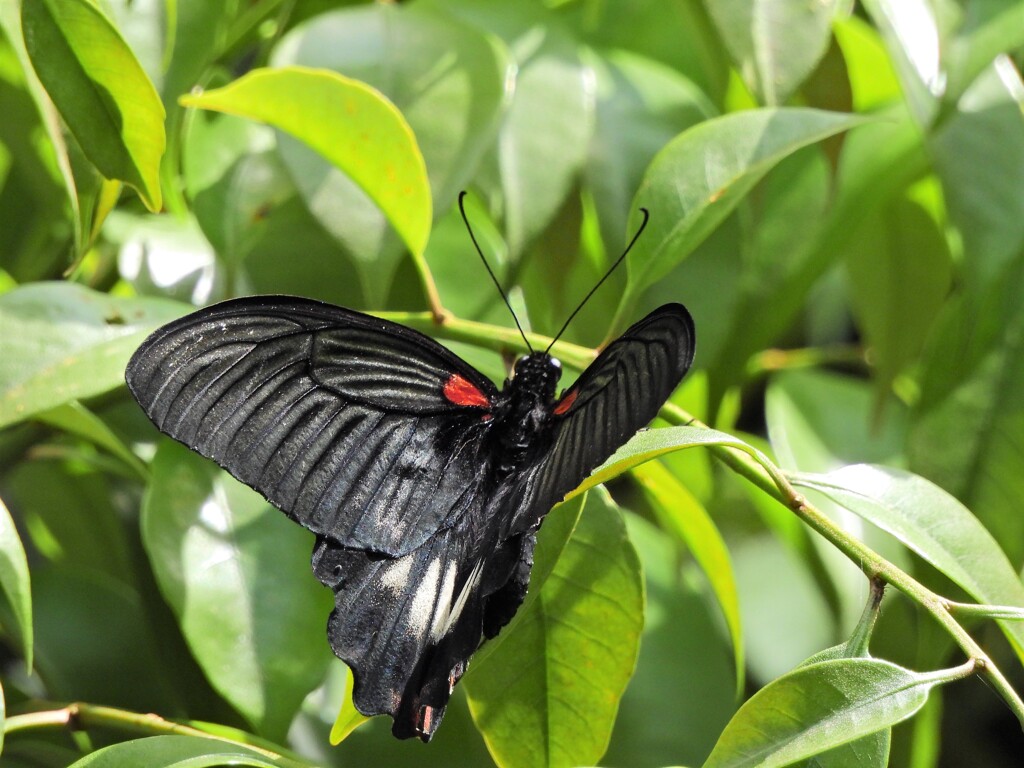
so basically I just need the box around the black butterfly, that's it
[125,205,695,741]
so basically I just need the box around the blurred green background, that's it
[1,1,1024,766]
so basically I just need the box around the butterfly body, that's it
[484,354,562,471]
[126,296,694,741]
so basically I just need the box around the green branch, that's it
[3,703,307,767]
[658,401,1024,727]
[375,310,597,370]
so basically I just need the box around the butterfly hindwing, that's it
[125,296,499,556]
[312,506,532,740]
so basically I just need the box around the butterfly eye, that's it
[551,358,561,369]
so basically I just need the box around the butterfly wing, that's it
[312,507,534,741]
[309,303,694,741]
[125,295,500,557]
[506,302,696,537]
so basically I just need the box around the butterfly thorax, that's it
[492,353,562,472]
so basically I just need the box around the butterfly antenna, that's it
[459,191,534,354]
[544,207,650,354]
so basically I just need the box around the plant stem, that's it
[658,401,1024,727]
[3,704,306,766]
[745,345,866,377]
[376,310,597,370]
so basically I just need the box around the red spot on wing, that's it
[443,373,491,408]
[553,389,577,415]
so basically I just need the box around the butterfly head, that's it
[511,353,562,400]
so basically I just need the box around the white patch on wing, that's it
[380,556,413,593]
[428,561,458,642]
[433,560,483,642]
[408,557,441,635]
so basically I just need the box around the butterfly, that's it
[125,200,695,741]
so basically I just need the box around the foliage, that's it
[1,1,1023,767]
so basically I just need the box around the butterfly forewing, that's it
[504,303,695,538]
[126,297,499,557]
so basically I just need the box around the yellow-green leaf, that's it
[21,0,165,211]
[181,66,432,259]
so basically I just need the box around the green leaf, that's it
[930,62,1024,290]
[21,0,165,210]
[466,495,584,672]
[33,566,179,713]
[180,66,432,265]
[572,425,774,497]
[275,2,508,215]
[789,598,891,768]
[934,0,1024,106]
[271,2,509,304]
[703,658,962,768]
[833,15,901,111]
[790,464,1024,659]
[858,0,941,126]
[0,494,32,667]
[438,0,595,256]
[0,3,83,249]
[34,401,148,479]
[0,283,186,430]
[765,370,908,472]
[707,146,832,397]
[328,666,370,745]
[706,0,843,104]
[585,50,714,257]
[604,513,737,767]
[621,108,868,322]
[465,490,644,768]
[633,461,744,698]
[844,196,953,402]
[909,265,1024,561]
[142,442,332,740]
[67,735,290,768]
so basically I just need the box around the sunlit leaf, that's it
[571,425,774,497]
[271,2,509,304]
[67,735,292,768]
[633,461,743,697]
[142,442,332,739]
[621,108,868,324]
[704,658,963,767]
[465,491,643,768]
[328,666,370,745]
[34,401,148,479]
[0,494,32,667]
[21,0,165,210]
[706,0,843,104]
[181,67,431,266]
[791,464,1024,660]
[0,283,185,430]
